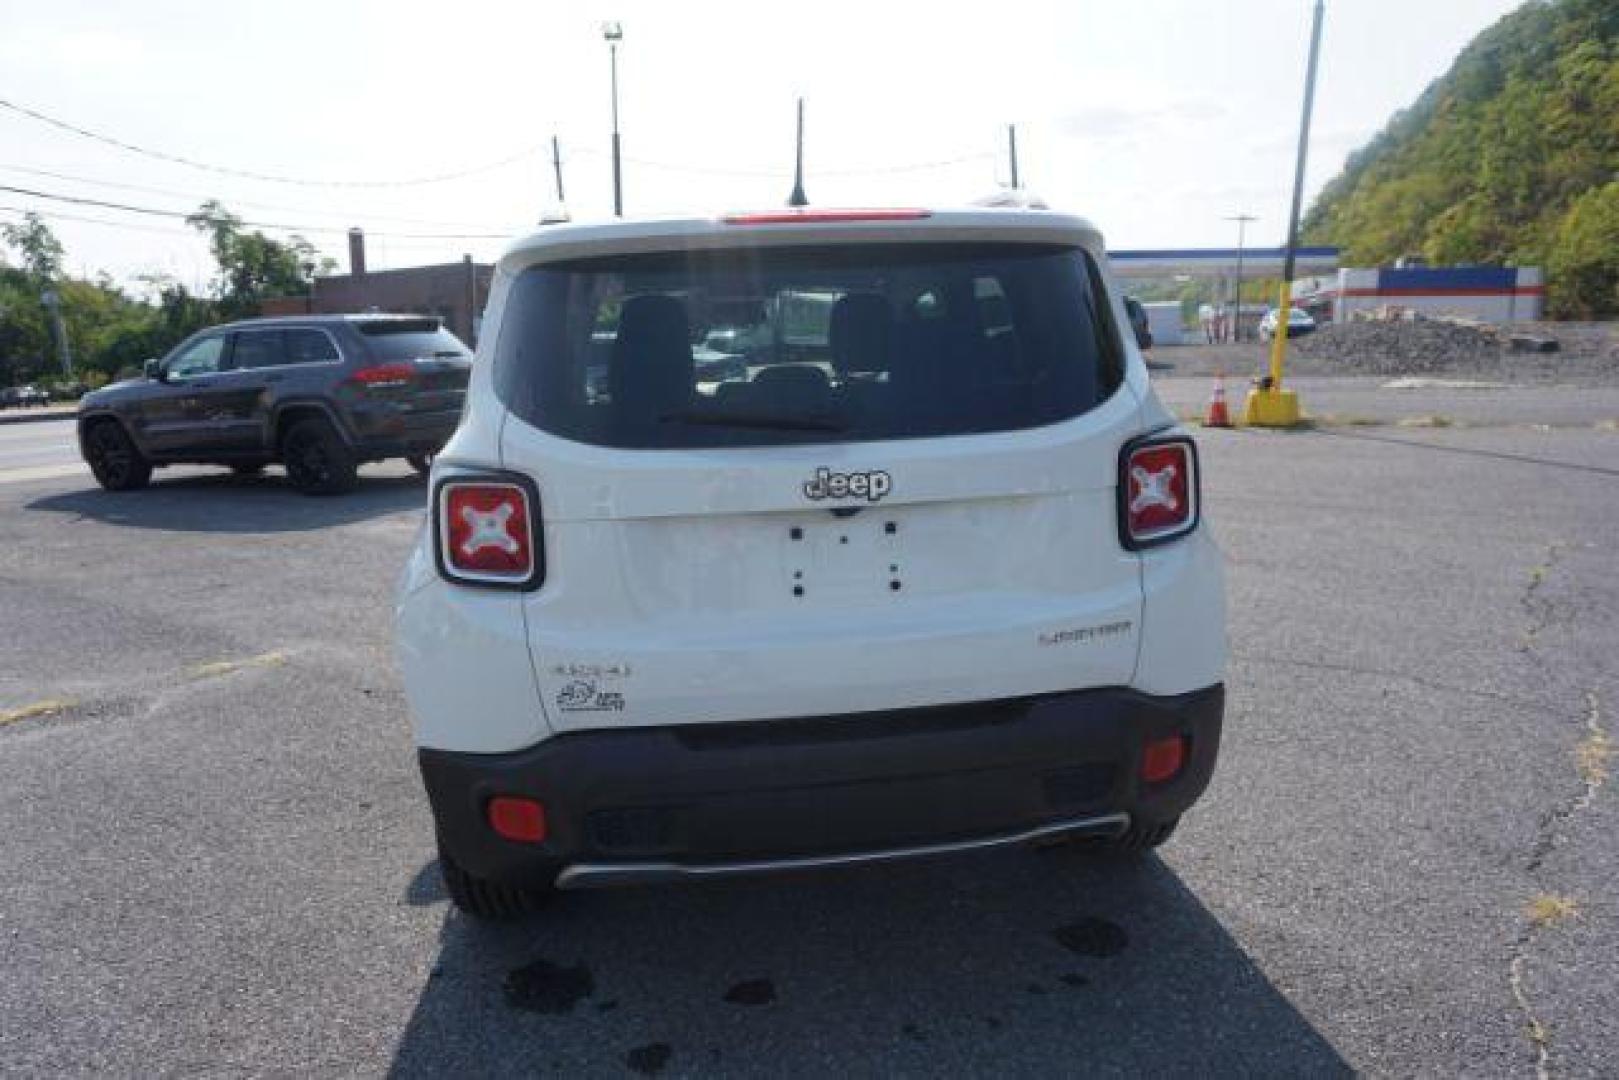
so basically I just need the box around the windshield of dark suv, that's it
[493,242,1124,448]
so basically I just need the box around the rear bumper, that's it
[420,684,1224,889]
[347,404,461,458]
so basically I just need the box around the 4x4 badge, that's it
[803,467,892,503]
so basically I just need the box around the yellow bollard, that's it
[1242,281,1304,427]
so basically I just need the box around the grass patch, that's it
[1576,726,1611,788]
[1525,894,1580,928]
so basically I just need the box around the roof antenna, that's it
[788,98,808,207]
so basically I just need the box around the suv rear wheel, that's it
[84,420,152,491]
[281,417,358,495]
[438,846,550,920]
[1034,815,1180,857]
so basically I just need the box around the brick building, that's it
[262,229,494,346]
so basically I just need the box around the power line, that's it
[0,163,514,230]
[0,203,194,236]
[0,183,513,240]
[0,96,542,188]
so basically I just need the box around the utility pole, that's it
[1245,0,1324,428]
[603,22,624,217]
[551,135,566,205]
[788,98,808,207]
[1224,213,1257,342]
[1007,124,1020,190]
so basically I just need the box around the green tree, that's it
[0,212,63,382]
[1304,0,1619,316]
[1,215,222,386]
[1546,182,1619,318]
[186,199,330,319]
[1,211,64,283]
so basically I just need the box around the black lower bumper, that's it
[348,407,459,461]
[420,684,1224,889]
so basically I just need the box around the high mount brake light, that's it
[348,362,416,388]
[433,476,545,589]
[1119,435,1199,549]
[722,209,932,225]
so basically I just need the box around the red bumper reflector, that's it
[487,796,548,843]
[1140,736,1188,785]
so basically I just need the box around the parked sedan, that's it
[1,384,51,409]
[1258,307,1317,341]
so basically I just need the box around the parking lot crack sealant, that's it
[1503,534,1609,1079]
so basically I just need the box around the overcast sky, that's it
[0,0,1524,292]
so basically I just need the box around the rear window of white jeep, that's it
[492,243,1124,448]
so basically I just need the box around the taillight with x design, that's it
[434,476,544,589]
[1119,435,1199,549]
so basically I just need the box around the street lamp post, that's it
[1224,213,1257,343]
[40,288,72,376]
[602,21,624,217]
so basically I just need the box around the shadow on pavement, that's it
[389,849,1349,1076]
[26,470,426,533]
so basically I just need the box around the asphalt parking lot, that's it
[1,388,1615,1076]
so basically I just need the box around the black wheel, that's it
[439,846,548,920]
[1035,816,1180,858]
[280,418,358,495]
[406,453,434,476]
[1104,816,1179,853]
[229,462,266,477]
[83,420,152,491]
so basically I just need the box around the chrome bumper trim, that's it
[554,812,1131,890]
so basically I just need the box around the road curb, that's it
[0,408,76,427]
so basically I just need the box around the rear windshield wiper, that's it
[659,407,849,432]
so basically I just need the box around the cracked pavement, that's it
[1,416,1616,1075]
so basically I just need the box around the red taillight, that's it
[487,796,547,843]
[1140,735,1188,784]
[348,362,415,388]
[722,208,932,225]
[435,478,542,588]
[1120,436,1198,548]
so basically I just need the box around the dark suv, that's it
[77,315,471,494]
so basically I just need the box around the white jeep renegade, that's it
[396,207,1226,918]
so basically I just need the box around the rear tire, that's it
[83,420,152,492]
[280,417,358,495]
[1104,816,1179,853]
[439,846,549,920]
[1036,816,1180,858]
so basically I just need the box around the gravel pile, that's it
[1290,315,1509,373]
[1288,313,1619,380]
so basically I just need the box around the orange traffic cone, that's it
[1204,374,1232,428]
[1211,372,1230,427]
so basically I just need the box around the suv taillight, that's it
[433,475,544,589]
[1119,434,1199,549]
[349,362,415,388]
